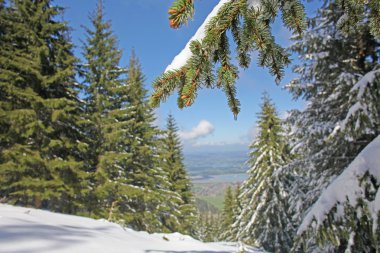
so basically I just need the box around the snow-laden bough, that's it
[165,0,261,73]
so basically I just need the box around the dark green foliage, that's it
[0,0,200,233]
[334,0,380,40]
[81,0,130,219]
[81,3,172,232]
[219,186,235,241]
[160,114,197,235]
[0,0,89,213]
[120,54,174,232]
[292,148,380,253]
[0,0,5,37]
[224,184,242,241]
[221,184,243,242]
[288,0,380,213]
[287,1,380,202]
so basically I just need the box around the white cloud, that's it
[179,120,215,140]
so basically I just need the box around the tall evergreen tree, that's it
[224,184,242,242]
[160,114,197,234]
[81,0,131,220]
[81,3,170,232]
[118,53,173,232]
[0,0,89,213]
[287,1,380,251]
[287,1,379,184]
[219,186,235,241]
[197,211,222,242]
[234,94,294,253]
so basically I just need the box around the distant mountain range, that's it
[184,150,249,176]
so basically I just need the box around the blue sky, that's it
[56,0,318,153]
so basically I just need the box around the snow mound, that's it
[0,204,262,253]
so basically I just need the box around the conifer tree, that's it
[0,0,5,36]
[0,0,89,213]
[293,136,380,253]
[160,114,197,235]
[234,94,294,253]
[152,0,379,117]
[226,184,242,242]
[219,186,235,241]
[287,2,380,251]
[81,3,170,232]
[287,0,380,190]
[119,53,173,232]
[81,0,131,220]
[197,211,222,242]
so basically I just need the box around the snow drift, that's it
[0,204,262,253]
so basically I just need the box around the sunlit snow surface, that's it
[0,204,263,253]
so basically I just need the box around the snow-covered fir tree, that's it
[0,0,90,213]
[234,94,294,253]
[287,1,380,251]
[159,114,197,235]
[152,0,306,117]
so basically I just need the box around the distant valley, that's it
[184,150,249,177]
[184,150,249,211]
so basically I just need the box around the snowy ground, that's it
[0,204,262,253]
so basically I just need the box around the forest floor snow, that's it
[0,204,263,253]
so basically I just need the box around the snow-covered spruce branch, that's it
[152,0,379,117]
[151,0,306,118]
[293,135,380,252]
[331,68,380,138]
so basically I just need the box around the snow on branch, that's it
[331,68,380,135]
[165,0,232,72]
[298,134,380,234]
[351,68,380,99]
[165,0,260,73]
